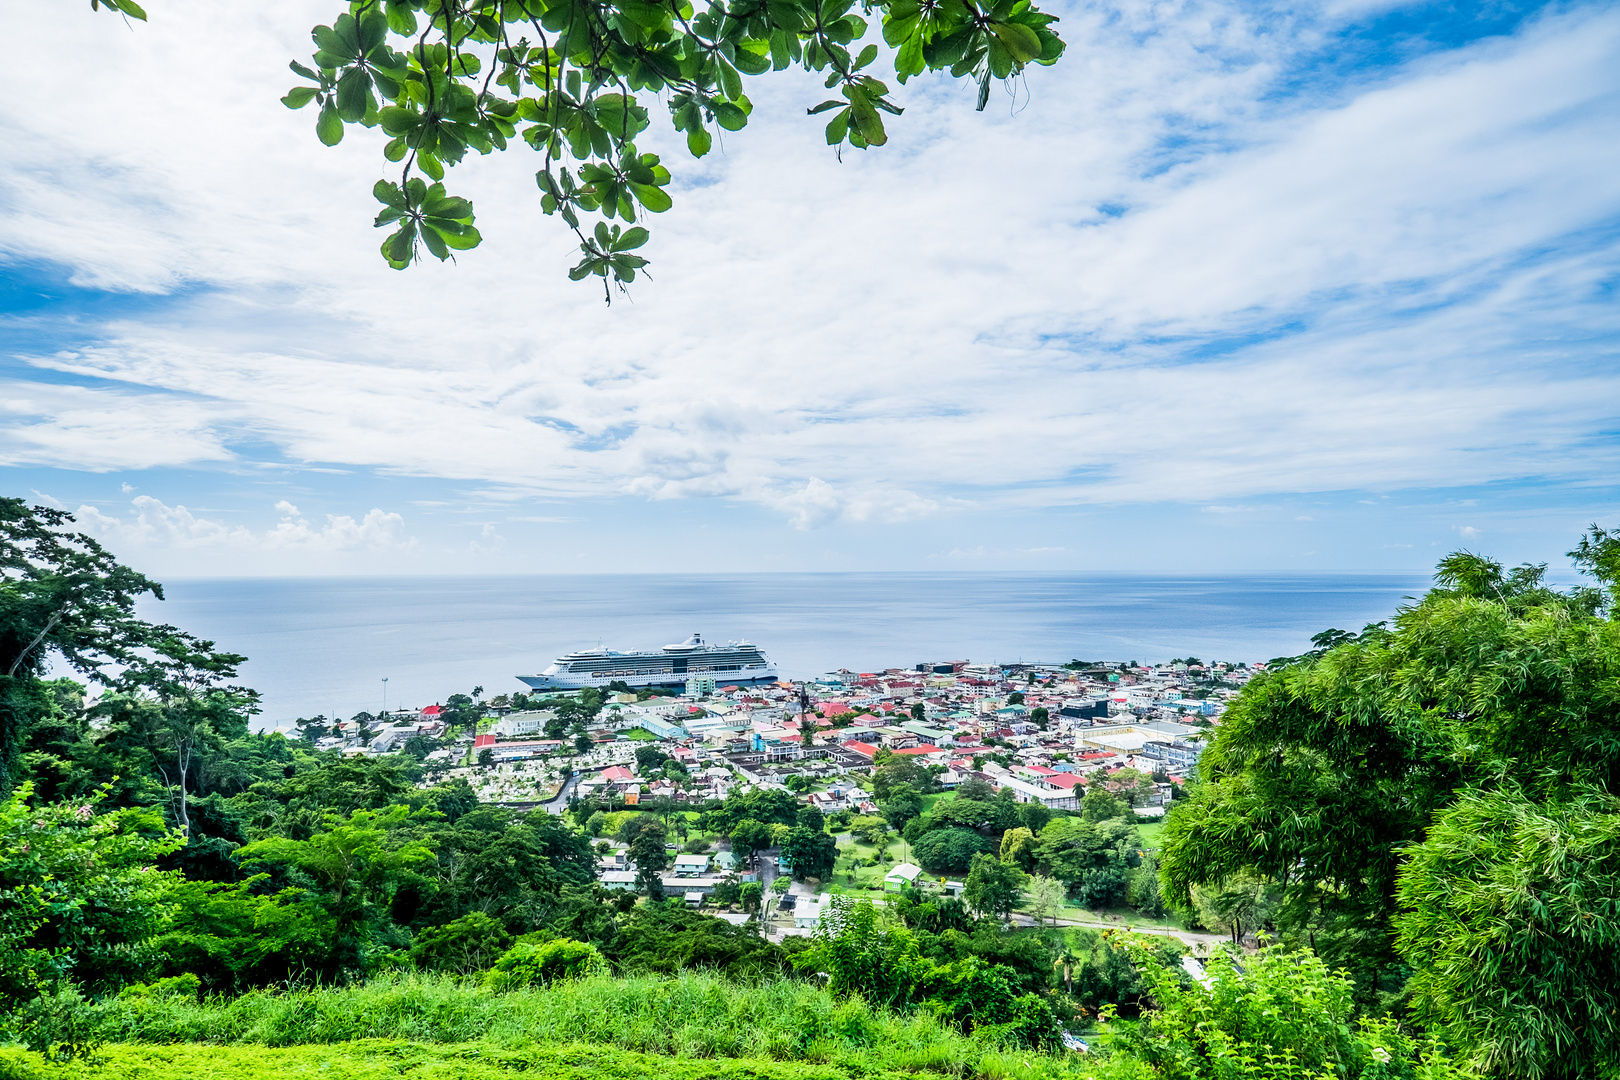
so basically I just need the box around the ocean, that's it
[130,572,1435,729]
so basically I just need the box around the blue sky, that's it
[2,0,1617,577]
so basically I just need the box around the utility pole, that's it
[382,677,389,715]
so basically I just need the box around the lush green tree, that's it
[612,899,786,974]
[1080,787,1128,823]
[728,817,774,865]
[879,782,924,829]
[626,817,670,892]
[409,911,512,972]
[1016,800,1052,834]
[796,804,825,833]
[911,826,994,873]
[484,936,607,988]
[236,804,436,934]
[1005,692,1024,705]
[738,880,762,912]
[997,825,1037,871]
[955,777,996,802]
[1160,536,1620,1054]
[781,824,836,880]
[1395,785,1620,1080]
[871,752,927,800]
[1125,853,1165,918]
[963,852,1023,919]
[585,809,608,837]
[0,499,252,787]
[1035,816,1138,907]
[634,745,669,774]
[0,783,183,1005]
[144,875,336,991]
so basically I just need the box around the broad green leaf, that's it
[281,86,319,109]
[333,13,362,56]
[617,226,651,250]
[335,68,372,123]
[629,184,672,213]
[420,224,451,260]
[719,62,743,102]
[824,107,850,145]
[373,179,407,207]
[358,11,389,54]
[848,92,886,145]
[312,24,355,61]
[381,223,416,269]
[316,101,345,145]
[989,20,1042,63]
[687,126,713,157]
[713,102,748,131]
[115,0,148,20]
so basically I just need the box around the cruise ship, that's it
[517,633,779,691]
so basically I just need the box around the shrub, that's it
[484,939,607,990]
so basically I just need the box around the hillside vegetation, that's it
[4,496,1620,1078]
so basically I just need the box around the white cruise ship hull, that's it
[518,633,779,691]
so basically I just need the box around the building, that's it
[883,862,923,892]
[599,870,638,890]
[672,853,712,877]
[794,895,828,929]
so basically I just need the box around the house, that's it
[884,862,923,892]
[494,710,558,737]
[672,853,711,877]
[599,870,638,890]
[794,895,828,930]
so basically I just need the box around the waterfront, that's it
[134,572,1434,726]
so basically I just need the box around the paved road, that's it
[540,772,581,814]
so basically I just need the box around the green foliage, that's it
[412,912,513,973]
[781,825,837,880]
[52,969,1033,1068]
[270,0,1066,292]
[0,782,183,1008]
[794,898,1058,1048]
[1080,788,1129,823]
[1395,785,1620,1080]
[879,782,924,829]
[484,937,607,988]
[0,498,252,783]
[1034,816,1139,907]
[1160,534,1620,1061]
[963,853,1024,919]
[144,876,336,992]
[1110,938,1471,1080]
[911,826,994,873]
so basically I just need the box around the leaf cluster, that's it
[277,0,1065,295]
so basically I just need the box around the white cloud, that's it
[77,496,410,555]
[1456,525,1483,540]
[1,0,1617,537]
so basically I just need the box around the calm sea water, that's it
[129,573,1434,729]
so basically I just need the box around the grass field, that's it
[1135,820,1165,848]
[618,728,657,741]
[6,973,1117,1080]
[0,1041,964,1080]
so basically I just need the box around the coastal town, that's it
[294,654,1249,937]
